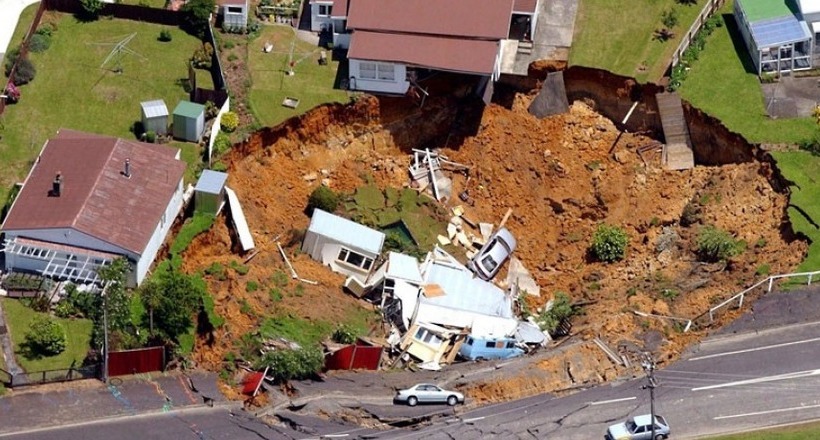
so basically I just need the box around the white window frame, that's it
[336,247,374,271]
[318,4,332,16]
[358,62,396,82]
[227,5,243,13]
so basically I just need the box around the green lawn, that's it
[120,0,167,7]
[1,298,93,372]
[570,0,706,83]
[0,12,205,202]
[677,6,815,143]
[248,24,348,127]
[707,421,820,439]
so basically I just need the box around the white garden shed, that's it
[140,100,169,135]
[301,208,385,282]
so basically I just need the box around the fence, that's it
[4,364,101,388]
[206,96,231,164]
[108,346,165,377]
[667,0,727,77]
[685,270,820,332]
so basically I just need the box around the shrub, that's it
[222,40,235,50]
[213,131,231,156]
[8,55,36,85]
[332,325,357,344]
[79,0,104,20]
[181,0,215,38]
[190,43,214,69]
[205,100,219,119]
[307,185,339,215]
[145,131,157,143]
[256,347,324,382]
[158,29,173,42]
[25,317,67,356]
[246,281,259,292]
[538,292,574,336]
[696,225,740,262]
[590,224,629,262]
[220,111,239,133]
[35,25,53,37]
[661,9,678,29]
[755,264,771,277]
[28,34,51,53]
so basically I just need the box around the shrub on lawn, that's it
[25,317,67,357]
[28,34,51,53]
[590,224,629,263]
[4,48,36,85]
[255,346,323,382]
[145,130,157,143]
[79,0,104,20]
[220,111,239,132]
[331,325,357,344]
[213,131,231,156]
[696,225,740,262]
[158,29,173,42]
[307,185,339,215]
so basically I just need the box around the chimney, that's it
[124,158,131,178]
[52,172,62,197]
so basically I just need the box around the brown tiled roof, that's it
[2,129,186,254]
[347,0,513,40]
[349,31,499,74]
[513,0,537,13]
[331,0,349,17]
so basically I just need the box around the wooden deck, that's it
[656,92,694,171]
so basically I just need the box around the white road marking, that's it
[462,416,486,423]
[692,369,820,391]
[714,403,820,420]
[688,336,820,361]
[589,397,637,406]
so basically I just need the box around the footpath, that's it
[0,371,232,435]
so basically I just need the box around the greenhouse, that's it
[734,0,813,75]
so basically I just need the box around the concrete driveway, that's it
[0,0,40,64]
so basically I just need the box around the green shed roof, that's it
[738,0,800,23]
[173,101,205,119]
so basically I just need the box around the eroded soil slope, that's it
[182,92,805,401]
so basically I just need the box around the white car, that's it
[605,414,670,440]
[467,227,517,281]
[393,383,465,407]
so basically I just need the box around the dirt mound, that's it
[181,85,804,401]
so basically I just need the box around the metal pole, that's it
[642,354,658,440]
[102,285,109,383]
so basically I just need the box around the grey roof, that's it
[140,100,169,118]
[751,16,811,48]
[386,252,423,283]
[307,209,385,254]
[421,261,512,318]
[195,170,228,195]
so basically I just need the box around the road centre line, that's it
[688,336,820,361]
[714,403,820,420]
[692,369,820,391]
[589,397,637,406]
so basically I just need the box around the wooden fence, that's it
[667,0,728,76]
[3,364,101,388]
[108,346,166,377]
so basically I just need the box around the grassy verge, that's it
[677,8,815,143]
[0,13,206,202]
[571,0,705,82]
[248,24,347,127]
[1,298,92,372]
[707,421,820,439]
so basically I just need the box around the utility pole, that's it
[641,353,658,440]
[102,282,110,383]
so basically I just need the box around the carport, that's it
[735,0,813,75]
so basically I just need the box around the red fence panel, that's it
[108,346,165,377]
[325,344,382,371]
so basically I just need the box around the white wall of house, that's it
[310,1,334,32]
[349,59,409,94]
[301,233,378,282]
[331,18,350,48]
[135,179,184,286]
[222,4,248,29]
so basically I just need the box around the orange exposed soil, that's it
[181,79,805,402]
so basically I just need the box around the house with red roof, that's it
[1,129,186,287]
[309,0,541,99]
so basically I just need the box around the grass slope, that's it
[571,0,705,82]
[0,13,203,201]
[771,151,820,276]
[2,298,92,372]
[677,8,815,143]
[248,25,348,127]
[707,421,820,439]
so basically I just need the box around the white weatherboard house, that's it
[1,129,186,287]
[302,209,385,282]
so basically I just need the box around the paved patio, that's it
[761,74,820,119]
[500,0,580,75]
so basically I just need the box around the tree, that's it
[79,0,104,20]
[181,0,215,38]
[145,267,207,341]
[590,224,629,263]
[25,317,67,356]
[307,185,339,215]
[96,258,133,349]
[137,278,163,336]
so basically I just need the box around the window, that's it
[358,62,396,81]
[227,6,242,13]
[318,4,332,15]
[506,341,516,349]
[415,328,425,339]
[337,247,374,271]
[414,329,442,346]
[485,341,495,348]
[466,337,474,346]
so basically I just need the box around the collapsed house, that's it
[350,248,547,368]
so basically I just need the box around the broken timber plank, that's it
[498,208,513,230]
[276,242,299,279]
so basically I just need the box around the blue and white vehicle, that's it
[459,336,524,361]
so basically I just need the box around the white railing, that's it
[667,0,727,76]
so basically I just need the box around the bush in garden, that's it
[220,111,239,133]
[306,185,339,215]
[213,131,231,156]
[25,317,67,356]
[28,34,51,53]
[255,347,323,382]
[696,225,740,262]
[331,325,356,344]
[158,30,173,42]
[590,224,629,263]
